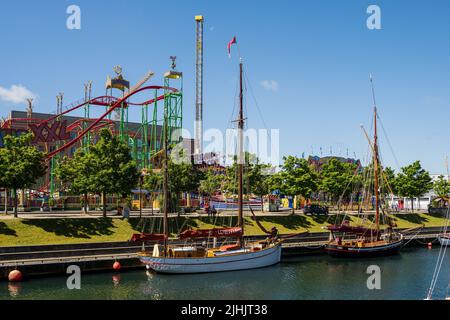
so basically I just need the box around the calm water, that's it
[1,247,448,300]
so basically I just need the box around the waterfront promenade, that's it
[0,226,442,280]
[0,208,431,219]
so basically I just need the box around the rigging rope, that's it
[426,205,449,299]
[377,112,401,171]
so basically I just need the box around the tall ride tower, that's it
[195,15,204,157]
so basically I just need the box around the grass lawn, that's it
[0,213,447,247]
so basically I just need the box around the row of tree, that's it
[196,155,443,212]
[1,128,448,217]
[267,157,441,212]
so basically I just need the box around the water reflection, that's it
[112,274,121,287]
[8,283,22,298]
[0,248,447,300]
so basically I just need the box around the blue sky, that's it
[0,0,449,173]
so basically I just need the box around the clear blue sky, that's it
[0,0,449,173]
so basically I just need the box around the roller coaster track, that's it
[66,118,115,133]
[45,85,178,160]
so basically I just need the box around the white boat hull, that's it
[139,244,282,274]
[438,235,450,246]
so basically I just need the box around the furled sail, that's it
[178,227,243,240]
[130,233,168,242]
[327,225,381,236]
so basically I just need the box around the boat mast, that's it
[238,59,244,246]
[370,75,380,232]
[163,87,169,255]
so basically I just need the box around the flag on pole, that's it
[227,36,237,58]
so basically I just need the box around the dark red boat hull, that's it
[325,239,403,258]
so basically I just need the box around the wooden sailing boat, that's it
[136,58,282,273]
[325,75,404,257]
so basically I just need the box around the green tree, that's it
[199,168,224,196]
[88,129,139,217]
[146,157,203,212]
[396,161,432,212]
[383,166,397,195]
[319,158,357,208]
[55,150,96,213]
[223,153,250,195]
[223,153,270,197]
[0,133,46,217]
[247,160,271,210]
[247,160,270,195]
[143,168,163,192]
[360,164,397,198]
[268,156,318,211]
[432,175,450,207]
[168,159,203,210]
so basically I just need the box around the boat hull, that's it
[139,244,282,274]
[438,235,450,246]
[325,239,404,257]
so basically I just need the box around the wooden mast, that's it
[370,75,380,232]
[163,86,169,256]
[373,106,380,231]
[238,59,244,246]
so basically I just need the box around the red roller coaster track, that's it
[44,85,178,160]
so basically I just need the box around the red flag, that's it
[227,36,237,57]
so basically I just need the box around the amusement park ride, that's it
[0,61,184,198]
[0,15,216,210]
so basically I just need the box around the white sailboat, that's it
[140,241,281,274]
[438,233,450,246]
[136,52,282,274]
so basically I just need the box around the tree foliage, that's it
[360,163,397,197]
[0,133,46,217]
[396,160,432,212]
[224,153,271,197]
[59,129,139,217]
[199,168,224,196]
[319,158,357,203]
[432,175,450,207]
[55,149,96,212]
[268,156,318,200]
[142,168,163,192]
[168,159,203,196]
[143,157,203,211]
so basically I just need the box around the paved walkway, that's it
[0,208,427,219]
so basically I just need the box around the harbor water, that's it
[1,247,448,300]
